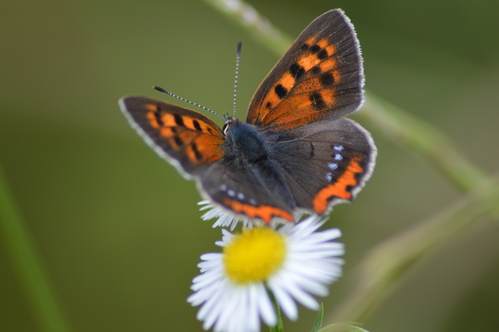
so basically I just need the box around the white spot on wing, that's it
[328,162,338,170]
[326,172,333,182]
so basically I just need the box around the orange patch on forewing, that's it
[325,44,335,56]
[149,112,177,128]
[203,147,224,163]
[263,94,320,122]
[316,38,328,48]
[313,156,364,214]
[260,94,280,116]
[199,120,216,134]
[316,39,335,56]
[276,72,296,92]
[183,117,198,131]
[319,58,337,72]
[193,134,224,163]
[159,127,175,138]
[146,111,161,129]
[333,70,341,84]
[304,36,317,46]
[178,130,197,143]
[320,89,336,105]
[223,199,294,224]
[297,77,322,92]
[297,53,321,71]
[185,144,199,163]
[145,103,156,111]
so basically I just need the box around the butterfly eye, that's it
[223,119,233,135]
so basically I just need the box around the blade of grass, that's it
[0,164,70,332]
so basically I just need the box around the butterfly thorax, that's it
[223,118,269,164]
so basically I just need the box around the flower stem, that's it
[0,164,70,332]
[268,290,284,332]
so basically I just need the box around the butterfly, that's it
[119,9,376,225]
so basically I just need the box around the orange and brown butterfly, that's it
[119,9,376,226]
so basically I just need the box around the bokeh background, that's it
[1,0,499,331]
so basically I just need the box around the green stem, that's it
[0,164,70,332]
[330,174,499,322]
[200,0,489,193]
[201,0,293,56]
[268,290,284,332]
[357,92,489,192]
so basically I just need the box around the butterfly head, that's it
[222,117,239,135]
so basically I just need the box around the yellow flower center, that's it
[223,227,287,284]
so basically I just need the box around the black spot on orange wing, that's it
[154,106,164,126]
[310,92,326,110]
[193,119,202,131]
[309,65,322,76]
[274,84,288,99]
[309,44,321,53]
[173,113,184,126]
[289,63,305,80]
[319,72,335,87]
[316,48,328,60]
[191,142,203,161]
[173,134,183,148]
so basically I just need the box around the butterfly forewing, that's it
[119,96,225,178]
[246,9,364,131]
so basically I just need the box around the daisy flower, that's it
[188,215,345,332]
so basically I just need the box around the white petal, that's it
[255,283,276,327]
[246,284,261,332]
[277,272,320,310]
[269,280,298,320]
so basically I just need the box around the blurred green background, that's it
[1,0,499,331]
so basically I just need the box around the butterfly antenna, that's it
[153,86,224,119]
[232,41,242,118]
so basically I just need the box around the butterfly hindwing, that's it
[119,96,225,178]
[197,152,296,223]
[271,117,376,215]
[246,9,363,131]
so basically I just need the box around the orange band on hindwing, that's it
[313,156,364,214]
[223,199,294,223]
